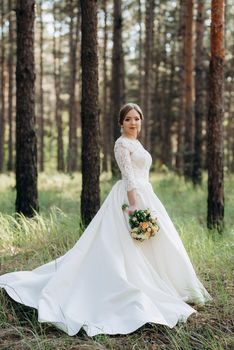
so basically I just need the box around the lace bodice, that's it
[114,136,152,191]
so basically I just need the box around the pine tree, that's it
[15,0,39,216]
[193,0,205,185]
[80,0,100,225]
[183,0,194,180]
[110,0,125,178]
[207,0,225,232]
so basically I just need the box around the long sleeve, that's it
[114,141,137,191]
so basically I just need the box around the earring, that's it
[120,126,123,134]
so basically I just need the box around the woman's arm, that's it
[127,189,138,214]
[114,141,138,215]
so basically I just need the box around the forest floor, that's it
[0,172,233,350]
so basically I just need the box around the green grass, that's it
[0,171,233,350]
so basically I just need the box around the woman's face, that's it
[122,109,141,139]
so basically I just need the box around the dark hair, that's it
[118,103,144,125]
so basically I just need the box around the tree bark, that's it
[175,0,186,175]
[80,0,100,226]
[110,0,125,178]
[138,0,144,108]
[67,0,80,172]
[38,0,44,172]
[162,50,175,169]
[0,0,6,172]
[101,0,109,172]
[207,0,225,232]
[15,0,39,216]
[142,0,155,151]
[193,0,205,185]
[150,5,162,164]
[7,0,14,171]
[227,82,234,172]
[183,0,194,180]
[231,123,234,172]
[53,3,65,172]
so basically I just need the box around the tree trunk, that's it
[110,0,125,178]
[67,0,79,172]
[231,124,234,172]
[207,0,225,232]
[53,4,65,172]
[175,0,186,175]
[0,0,6,172]
[193,0,205,185]
[7,0,14,171]
[80,0,100,226]
[76,30,82,173]
[162,52,175,169]
[157,29,167,166]
[225,70,232,171]
[142,0,155,151]
[138,0,144,108]
[183,0,194,180]
[101,0,109,172]
[38,0,44,172]
[150,7,162,164]
[203,69,210,170]
[227,83,234,172]
[15,0,39,216]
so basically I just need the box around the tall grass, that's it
[0,172,233,350]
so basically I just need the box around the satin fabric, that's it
[0,179,211,336]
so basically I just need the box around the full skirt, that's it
[0,180,211,336]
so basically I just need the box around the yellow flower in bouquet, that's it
[140,221,150,230]
[122,204,160,242]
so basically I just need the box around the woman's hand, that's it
[127,205,138,215]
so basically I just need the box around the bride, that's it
[0,103,211,337]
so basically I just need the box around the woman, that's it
[0,103,211,337]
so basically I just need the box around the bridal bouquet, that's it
[122,204,160,242]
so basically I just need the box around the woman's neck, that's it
[122,133,138,140]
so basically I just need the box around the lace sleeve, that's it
[114,140,137,191]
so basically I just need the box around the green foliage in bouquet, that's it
[128,209,152,229]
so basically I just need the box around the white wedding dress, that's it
[0,135,211,337]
